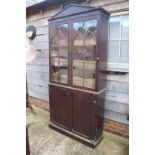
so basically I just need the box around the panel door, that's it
[51,86,72,130]
[72,91,96,139]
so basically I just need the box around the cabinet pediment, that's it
[49,4,109,20]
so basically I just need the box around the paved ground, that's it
[26,106,129,155]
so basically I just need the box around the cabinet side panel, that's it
[96,92,105,140]
[98,14,109,91]
[49,85,53,122]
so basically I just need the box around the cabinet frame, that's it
[48,4,109,147]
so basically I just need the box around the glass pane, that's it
[121,15,129,40]
[109,16,120,40]
[108,41,119,63]
[120,41,129,63]
[84,61,95,88]
[73,22,84,50]
[84,20,97,47]
[50,24,68,83]
[73,61,84,87]
[73,46,84,60]
[51,58,68,83]
[72,19,97,89]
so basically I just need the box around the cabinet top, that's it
[48,4,110,21]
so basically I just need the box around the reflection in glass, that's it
[120,41,129,63]
[108,41,119,63]
[73,62,84,87]
[121,15,129,40]
[109,16,120,40]
[83,61,95,88]
[50,24,68,83]
[108,15,129,64]
[72,19,97,89]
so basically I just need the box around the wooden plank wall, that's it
[26,0,129,124]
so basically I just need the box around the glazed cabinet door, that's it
[49,23,69,84]
[72,19,97,90]
[50,86,72,130]
[72,91,96,139]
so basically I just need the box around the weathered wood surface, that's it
[28,82,128,108]
[27,69,129,124]
[100,62,129,72]
[27,57,49,65]
[28,83,48,94]
[28,79,48,87]
[34,49,49,58]
[26,0,129,22]
[90,0,128,6]
[27,7,60,22]
[28,81,128,114]
[102,109,128,124]
[33,42,49,50]
[32,34,48,43]
[27,71,49,81]
[106,73,128,82]
[35,26,48,35]
[90,0,129,12]
[28,89,128,124]
[27,64,49,72]
[26,0,129,27]
[106,81,128,94]
[27,73,128,123]
[104,99,128,114]
[28,90,49,101]
[105,91,128,104]
[26,0,129,124]
[27,17,48,27]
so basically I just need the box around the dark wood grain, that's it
[72,91,94,139]
[48,4,109,147]
[26,127,30,155]
[50,86,72,130]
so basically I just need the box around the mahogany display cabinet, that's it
[48,4,110,147]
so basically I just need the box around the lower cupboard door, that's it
[52,86,72,130]
[72,91,96,139]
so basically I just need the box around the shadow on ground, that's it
[27,106,129,155]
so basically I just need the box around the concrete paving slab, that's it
[27,106,129,155]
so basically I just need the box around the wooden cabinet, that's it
[48,4,109,147]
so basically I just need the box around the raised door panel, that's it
[51,86,72,130]
[72,91,96,139]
